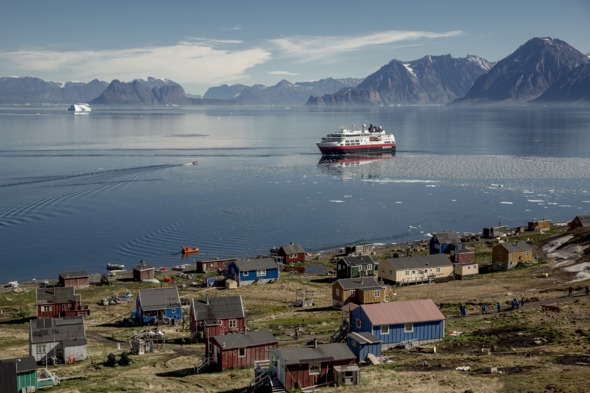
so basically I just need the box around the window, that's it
[62,304,67,310]
[380,325,389,335]
[36,344,47,354]
[335,288,340,296]
[309,361,321,375]
[366,264,372,271]
[405,270,409,276]
[41,305,52,312]
[436,267,441,273]
[239,348,246,358]
[349,290,356,297]
[229,319,237,329]
[404,323,414,333]
[256,270,266,277]
[356,318,361,329]
[373,290,380,298]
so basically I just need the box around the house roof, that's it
[0,356,37,373]
[137,287,180,311]
[30,316,86,345]
[348,331,381,345]
[192,295,244,322]
[572,215,590,227]
[233,258,277,271]
[58,271,89,279]
[431,232,461,244]
[335,277,383,291]
[36,286,80,305]
[359,299,445,326]
[383,254,451,270]
[271,343,355,365]
[210,330,277,350]
[496,241,532,253]
[338,255,375,266]
[280,243,305,254]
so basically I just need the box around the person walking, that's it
[496,302,502,313]
[481,303,487,314]
[568,286,573,297]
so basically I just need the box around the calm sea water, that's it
[1,105,589,282]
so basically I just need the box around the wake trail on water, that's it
[0,164,180,229]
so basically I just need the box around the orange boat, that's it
[181,246,200,254]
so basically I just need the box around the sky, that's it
[0,0,589,96]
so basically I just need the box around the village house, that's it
[268,342,358,390]
[349,299,445,350]
[227,258,279,287]
[492,241,534,271]
[133,260,155,282]
[190,295,245,343]
[451,249,475,264]
[335,256,376,279]
[454,262,479,280]
[29,316,87,364]
[135,287,182,326]
[482,225,508,239]
[344,243,375,256]
[0,356,37,392]
[569,215,590,231]
[195,258,237,274]
[207,330,278,371]
[429,232,462,254]
[378,254,454,286]
[528,219,552,233]
[331,277,390,308]
[57,271,89,288]
[347,331,382,362]
[36,286,90,318]
[275,242,306,264]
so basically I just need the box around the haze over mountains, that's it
[1,37,588,106]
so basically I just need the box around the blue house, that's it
[350,299,445,350]
[347,331,382,362]
[135,287,182,325]
[429,232,462,254]
[227,258,279,287]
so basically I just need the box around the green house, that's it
[0,356,38,393]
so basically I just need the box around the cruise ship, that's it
[316,124,396,155]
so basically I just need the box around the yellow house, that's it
[454,263,479,279]
[378,254,454,286]
[528,219,551,232]
[492,241,534,271]
[332,277,390,308]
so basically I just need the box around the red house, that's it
[195,258,237,274]
[58,271,90,288]
[277,243,305,264]
[269,342,357,390]
[208,331,278,371]
[36,287,90,318]
[190,295,245,345]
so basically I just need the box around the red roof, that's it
[360,299,445,325]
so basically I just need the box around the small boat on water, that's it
[107,263,125,270]
[181,246,200,254]
[317,124,396,155]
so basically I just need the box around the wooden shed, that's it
[58,271,89,288]
[569,215,590,231]
[528,219,551,232]
[347,331,382,362]
[196,258,236,273]
[0,356,38,393]
[133,260,155,282]
[454,263,479,280]
[209,331,278,371]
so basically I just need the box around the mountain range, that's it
[0,37,588,106]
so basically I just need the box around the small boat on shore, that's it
[181,246,200,254]
[107,263,125,271]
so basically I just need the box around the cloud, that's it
[270,30,463,63]
[269,70,299,76]
[0,38,270,86]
